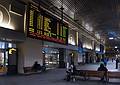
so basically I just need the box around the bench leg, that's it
[73,77,76,82]
[71,75,76,82]
[106,77,109,82]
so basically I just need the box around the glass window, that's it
[8,43,12,48]
[8,43,16,48]
[0,42,5,49]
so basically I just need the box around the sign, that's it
[9,48,16,54]
[27,4,68,44]
[68,34,75,45]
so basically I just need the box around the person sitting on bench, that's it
[97,63,108,81]
[32,61,41,72]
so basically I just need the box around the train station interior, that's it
[0,0,120,85]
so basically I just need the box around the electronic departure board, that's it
[27,4,68,44]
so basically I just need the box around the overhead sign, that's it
[27,4,68,44]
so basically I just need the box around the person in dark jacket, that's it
[97,63,108,81]
[116,58,119,69]
[32,61,41,72]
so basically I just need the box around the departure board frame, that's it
[27,4,68,44]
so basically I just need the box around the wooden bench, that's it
[85,70,120,82]
[70,70,87,81]
[23,67,42,75]
[71,70,107,81]
[72,70,120,82]
[73,70,86,79]
[85,70,107,80]
[107,71,120,81]
[24,67,32,73]
[66,70,86,81]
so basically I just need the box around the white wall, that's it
[17,38,43,73]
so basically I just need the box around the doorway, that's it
[44,53,59,68]
[7,48,18,75]
[0,42,17,75]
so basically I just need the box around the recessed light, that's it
[115,46,118,48]
[109,37,114,40]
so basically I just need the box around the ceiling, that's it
[33,0,120,48]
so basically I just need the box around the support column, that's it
[59,48,65,68]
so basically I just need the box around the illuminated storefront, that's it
[82,35,94,63]
[66,29,79,65]
[42,47,59,69]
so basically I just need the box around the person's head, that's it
[100,63,104,67]
[35,61,38,64]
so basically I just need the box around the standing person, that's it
[66,62,69,71]
[70,62,76,81]
[97,63,108,81]
[66,62,76,81]
[116,58,119,69]
[112,58,114,62]
[70,62,76,74]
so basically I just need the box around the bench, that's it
[70,70,107,81]
[73,70,86,79]
[66,69,86,81]
[23,67,42,75]
[68,70,87,81]
[85,70,120,82]
[24,67,32,73]
[85,70,107,80]
[71,70,120,82]
[107,71,120,81]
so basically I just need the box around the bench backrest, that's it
[24,67,32,73]
[108,71,120,78]
[75,70,105,77]
[75,70,120,78]
[86,70,105,77]
[74,70,86,76]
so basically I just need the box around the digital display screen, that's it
[27,4,68,44]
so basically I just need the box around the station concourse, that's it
[0,0,120,85]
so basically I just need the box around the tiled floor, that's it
[77,60,118,71]
[0,60,120,85]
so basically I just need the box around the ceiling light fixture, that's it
[109,37,114,40]
[115,46,118,48]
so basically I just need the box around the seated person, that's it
[97,63,108,81]
[32,61,41,72]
